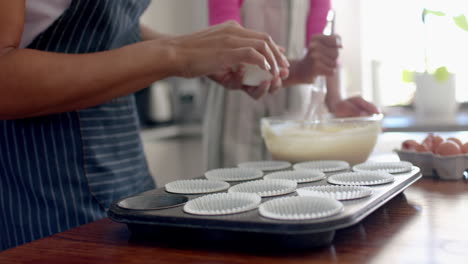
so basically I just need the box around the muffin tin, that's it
[396,149,468,180]
[108,161,421,249]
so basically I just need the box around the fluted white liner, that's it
[165,179,230,194]
[183,192,261,216]
[264,170,325,183]
[293,160,350,173]
[259,196,343,220]
[327,171,394,186]
[228,179,297,197]
[353,161,412,174]
[296,185,373,200]
[238,160,291,171]
[204,168,263,182]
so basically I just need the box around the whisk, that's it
[303,9,336,123]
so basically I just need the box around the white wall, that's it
[141,0,208,35]
[333,0,364,98]
[140,0,209,124]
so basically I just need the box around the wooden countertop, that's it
[1,179,468,264]
[2,132,468,263]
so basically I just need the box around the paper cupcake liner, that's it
[204,168,263,182]
[183,192,261,216]
[228,179,297,197]
[165,179,230,194]
[293,160,350,173]
[238,160,291,171]
[264,170,325,183]
[259,196,343,220]
[327,171,395,186]
[353,161,412,174]
[296,185,373,200]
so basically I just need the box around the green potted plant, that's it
[402,8,468,118]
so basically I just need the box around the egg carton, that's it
[395,149,468,180]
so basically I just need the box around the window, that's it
[360,0,468,106]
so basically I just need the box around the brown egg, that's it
[431,135,444,153]
[435,141,462,156]
[401,139,419,151]
[462,142,468,153]
[415,143,431,152]
[422,134,434,150]
[447,137,463,147]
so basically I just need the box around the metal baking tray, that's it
[108,167,421,249]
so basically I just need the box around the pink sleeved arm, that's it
[208,0,243,26]
[306,0,331,44]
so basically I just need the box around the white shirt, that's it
[20,0,72,48]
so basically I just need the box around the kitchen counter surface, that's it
[2,132,468,263]
[382,108,468,132]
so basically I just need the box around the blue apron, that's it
[0,0,154,251]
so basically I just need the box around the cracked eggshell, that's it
[242,63,273,86]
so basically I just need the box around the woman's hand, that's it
[166,21,290,99]
[294,34,342,83]
[328,96,380,117]
[208,64,289,100]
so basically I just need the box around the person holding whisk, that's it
[204,0,380,170]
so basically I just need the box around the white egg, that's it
[242,63,273,86]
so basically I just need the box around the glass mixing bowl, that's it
[261,114,383,165]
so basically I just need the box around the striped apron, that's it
[0,0,154,251]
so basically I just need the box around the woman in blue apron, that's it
[0,0,288,250]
